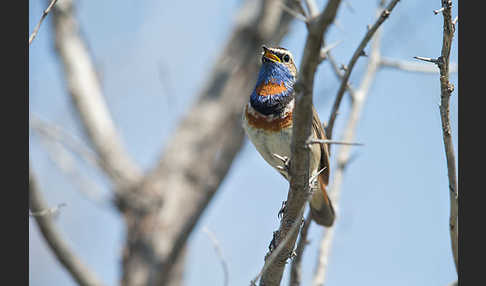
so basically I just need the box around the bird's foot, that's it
[308,166,327,190]
[268,230,280,254]
[278,200,287,219]
[272,153,291,173]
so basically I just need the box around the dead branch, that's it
[257,1,343,285]
[412,0,458,273]
[29,0,58,45]
[436,0,458,273]
[30,114,103,174]
[51,0,142,186]
[29,165,105,286]
[325,0,401,140]
[313,4,385,284]
[203,227,229,286]
[307,139,364,146]
[289,211,312,286]
[380,56,458,73]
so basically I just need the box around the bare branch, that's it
[318,40,343,62]
[313,4,384,284]
[380,57,458,73]
[436,0,458,274]
[32,126,109,207]
[29,165,105,286]
[413,56,439,64]
[29,0,58,45]
[303,0,320,18]
[203,227,229,286]
[280,1,308,22]
[312,226,335,286]
[326,52,356,98]
[51,0,141,186]
[307,139,364,146]
[258,1,343,285]
[326,0,401,140]
[289,211,312,286]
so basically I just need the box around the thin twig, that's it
[307,139,364,146]
[380,57,458,73]
[29,165,105,286]
[304,0,320,18]
[319,40,343,62]
[32,127,109,206]
[413,56,439,64]
[52,0,142,186]
[313,4,384,284]
[312,226,335,286]
[280,1,308,22]
[433,7,445,15]
[435,0,458,274]
[326,52,356,97]
[288,211,312,286]
[29,0,58,45]
[326,0,401,140]
[203,227,229,286]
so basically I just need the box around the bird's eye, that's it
[283,54,290,62]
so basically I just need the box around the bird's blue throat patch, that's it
[250,61,295,116]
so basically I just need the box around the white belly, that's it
[242,115,293,180]
[242,103,322,181]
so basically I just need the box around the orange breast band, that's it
[256,81,287,96]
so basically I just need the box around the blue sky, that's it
[29,0,458,285]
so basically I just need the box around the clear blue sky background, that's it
[29,0,458,285]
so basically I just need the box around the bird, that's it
[242,46,335,226]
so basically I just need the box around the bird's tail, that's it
[309,174,335,226]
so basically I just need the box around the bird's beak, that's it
[262,46,281,63]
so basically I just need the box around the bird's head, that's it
[250,46,297,115]
[260,46,297,77]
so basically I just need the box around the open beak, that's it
[262,46,281,63]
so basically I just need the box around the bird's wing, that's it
[311,106,331,185]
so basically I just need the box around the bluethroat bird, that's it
[242,46,335,226]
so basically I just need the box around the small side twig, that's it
[29,165,105,286]
[433,7,445,15]
[280,2,308,22]
[380,57,458,74]
[29,203,67,218]
[29,0,58,45]
[307,139,364,146]
[413,56,439,64]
